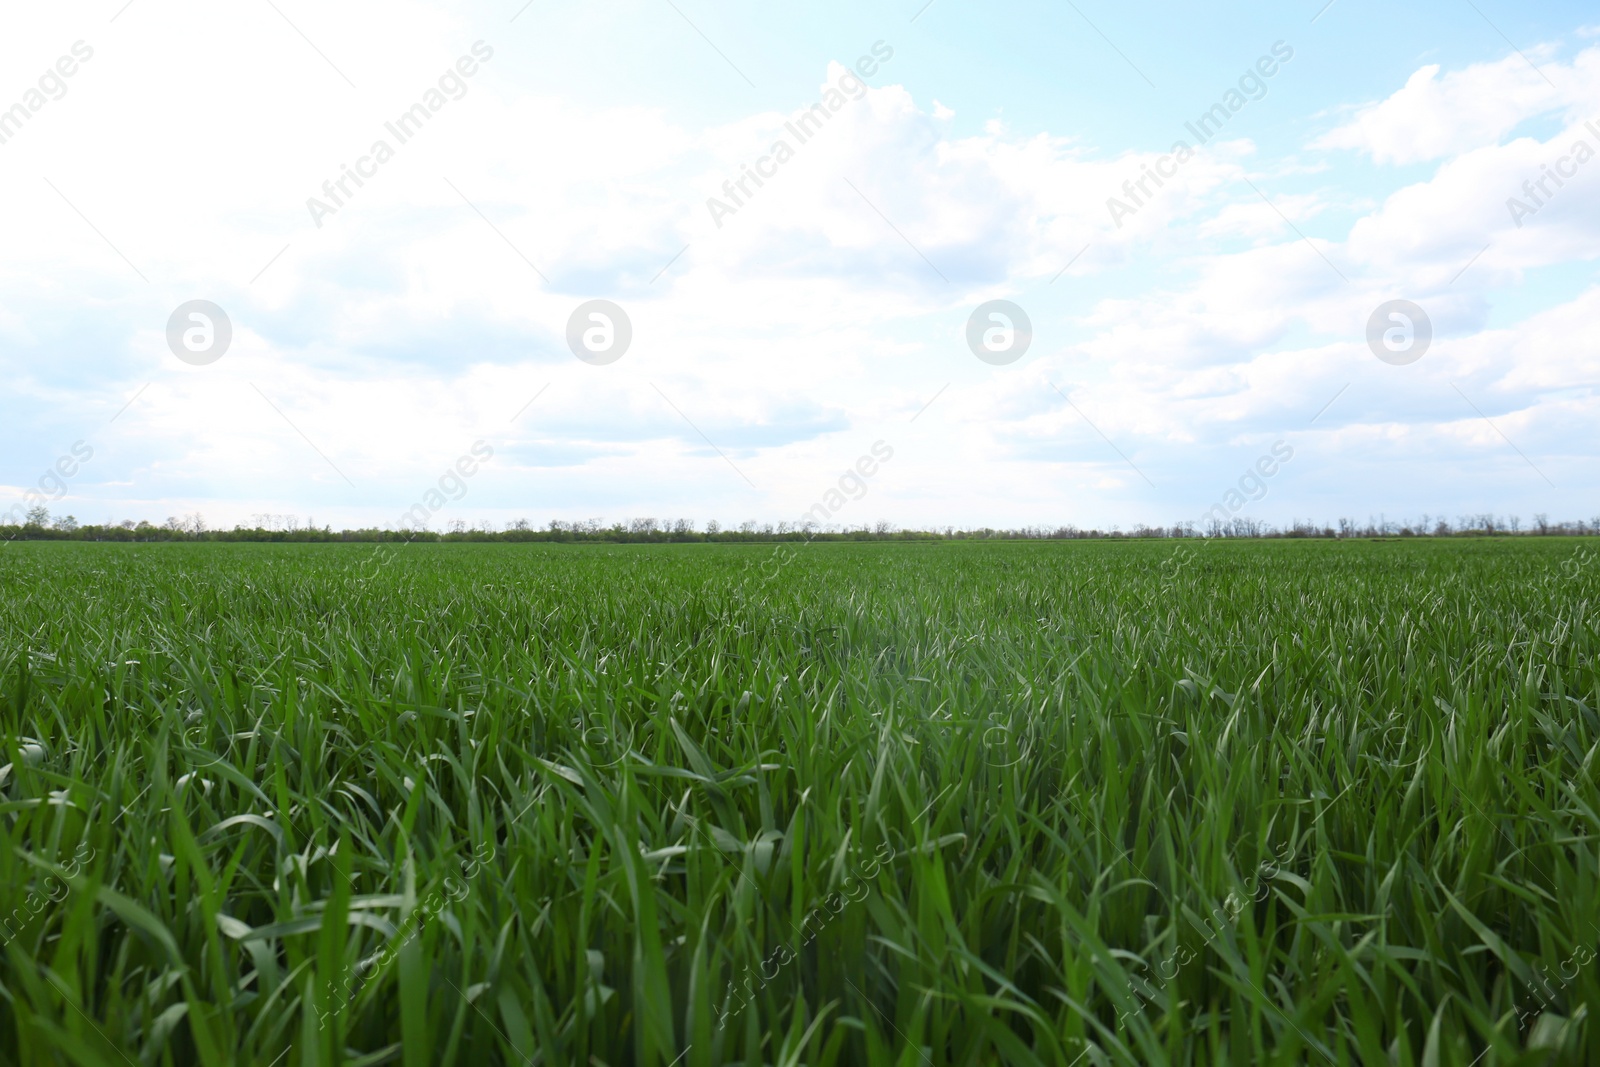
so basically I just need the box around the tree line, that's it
[4,506,1598,543]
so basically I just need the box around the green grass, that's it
[0,537,1596,1065]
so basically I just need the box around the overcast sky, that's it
[2,0,1597,532]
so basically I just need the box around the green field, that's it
[0,538,1596,1066]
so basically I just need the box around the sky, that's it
[1,0,1597,533]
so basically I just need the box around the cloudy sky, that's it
[2,0,1596,532]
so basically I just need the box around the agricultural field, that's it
[0,537,1596,1066]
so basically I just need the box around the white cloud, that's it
[1313,47,1599,164]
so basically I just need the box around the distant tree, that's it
[705,519,720,536]
[25,506,49,527]
[51,515,79,532]
[1534,513,1549,535]
[1509,515,1522,533]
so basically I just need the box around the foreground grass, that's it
[0,538,1596,1065]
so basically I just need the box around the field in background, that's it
[0,539,1595,1065]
